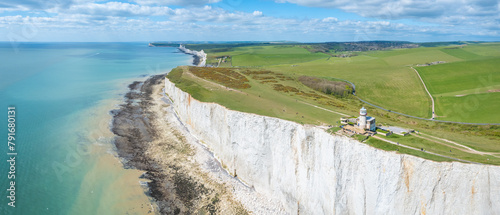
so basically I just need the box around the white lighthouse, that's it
[358,107,367,128]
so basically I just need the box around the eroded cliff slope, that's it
[164,77,500,215]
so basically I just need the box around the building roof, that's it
[360,107,367,115]
[379,126,409,134]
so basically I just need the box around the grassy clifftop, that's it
[167,62,500,165]
[167,66,350,125]
[166,42,500,164]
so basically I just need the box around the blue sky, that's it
[0,0,499,42]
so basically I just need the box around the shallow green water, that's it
[0,42,190,214]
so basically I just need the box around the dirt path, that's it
[417,132,500,158]
[411,67,436,119]
[411,134,472,152]
[297,100,351,117]
[370,135,481,164]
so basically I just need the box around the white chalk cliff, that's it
[178,45,207,67]
[164,77,500,215]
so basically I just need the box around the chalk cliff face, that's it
[178,45,207,67]
[164,78,500,215]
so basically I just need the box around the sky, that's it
[0,0,499,42]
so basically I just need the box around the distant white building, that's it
[357,107,376,131]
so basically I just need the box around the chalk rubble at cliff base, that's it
[112,74,284,214]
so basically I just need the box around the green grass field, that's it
[417,53,500,123]
[208,45,330,67]
[375,134,500,165]
[267,47,463,118]
[365,137,455,162]
[439,47,480,60]
[167,66,349,125]
[168,43,500,164]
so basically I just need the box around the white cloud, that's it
[275,0,500,41]
[131,0,221,6]
[1,1,498,42]
[162,6,268,23]
[322,17,337,22]
[277,0,500,22]
[50,2,171,17]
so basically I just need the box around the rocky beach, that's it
[111,74,285,214]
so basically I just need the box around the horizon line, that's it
[1,40,499,44]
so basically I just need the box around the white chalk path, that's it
[411,66,436,119]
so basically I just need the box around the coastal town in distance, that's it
[1,0,499,214]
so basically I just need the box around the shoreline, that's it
[67,94,153,215]
[178,45,207,67]
[110,74,280,214]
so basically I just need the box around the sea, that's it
[0,42,191,215]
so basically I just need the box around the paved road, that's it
[411,66,436,119]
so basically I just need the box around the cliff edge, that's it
[164,77,500,215]
[178,45,207,67]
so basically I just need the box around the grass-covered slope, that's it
[167,66,350,125]
[166,42,500,165]
[205,45,330,67]
[416,45,500,123]
[167,64,500,165]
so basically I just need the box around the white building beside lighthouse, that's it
[357,107,376,131]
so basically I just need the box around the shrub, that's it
[273,84,300,93]
[298,76,353,97]
[241,70,273,75]
[189,67,251,89]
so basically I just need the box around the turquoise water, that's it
[0,42,191,214]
